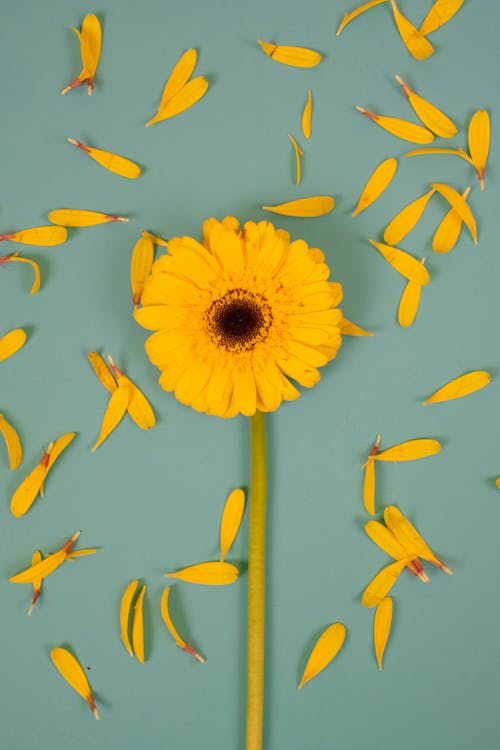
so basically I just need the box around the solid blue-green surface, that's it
[0,1,499,748]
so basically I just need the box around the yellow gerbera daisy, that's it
[134,216,343,417]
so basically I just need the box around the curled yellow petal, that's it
[395,76,457,138]
[120,580,139,657]
[404,147,473,164]
[374,597,393,670]
[398,275,424,328]
[384,189,435,245]
[48,209,128,226]
[257,40,322,68]
[262,196,334,217]
[220,488,246,562]
[420,0,465,35]
[384,506,452,573]
[352,157,398,217]
[131,235,155,307]
[288,134,303,185]
[339,318,373,336]
[165,561,239,585]
[0,412,22,469]
[298,622,346,689]
[91,385,130,452]
[362,558,409,608]
[301,90,312,139]
[390,0,434,59]
[1,254,41,294]
[423,370,491,404]
[432,183,477,244]
[0,329,26,362]
[160,587,205,662]
[132,584,147,663]
[10,531,81,584]
[67,138,141,179]
[374,438,441,462]
[0,226,67,246]
[356,107,434,144]
[432,187,471,253]
[468,110,490,190]
[160,48,198,107]
[363,457,376,515]
[51,647,99,719]
[336,0,388,36]
[28,550,43,616]
[146,76,208,126]
[88,351,117,393]
[369,241,429,284]
[107,356,156,430]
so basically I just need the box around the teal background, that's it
[0,1,498,748]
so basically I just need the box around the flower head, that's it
[135,217,343,417]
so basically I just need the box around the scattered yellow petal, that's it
[88,352,117,393]
[142,231,169,247]
[288,134,303,185]
[0,329,27,362]
[120,580,139,657]
[404,147,473,164]
[384,505,452,573]
[420,0,465,35]
[395,76,457,138]
[146,76,208,126]
[363,457,376,515]
[352,157,398,217]
[257,40,322,68]
[160,587,205,662]
[365,519,428,582]
[220,488,246,562]
[398,265,425,328]
[0,226,67,246]
[51,647,99,719]
[301,90,312,139]
[262,196,334,217]
[0,412,22,469]
[48,209,128,226]
[468,110,490,190]
[40,431,76,498]
[356,107,434,144]
[431,183,477,244]
[10,447,51,517]
[374,438,441,462]
[362,558,409,607]
[432,187,471,253]
[390,0,434,59]
[67,548,98,559]
[298,622,346,689]
[67,138,141,179]
[91,385,130,452]
[1,253,41,294]
[61,13,102,95]
[374,596,393,670]
[336,0,388,36]
[107,356,156,430]
[369,241,429,284]
[28,550,43,616]
[384,189,435,245]
[165,561,239,585]
[132,584,147,663]
[10,531,81,584]
[160,48,198,107]
[496,477,500,491]
[423,370,491,404]
[131,235,155,307]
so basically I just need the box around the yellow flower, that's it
[135,217,343,417]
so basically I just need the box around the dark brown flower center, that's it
[206,289,272,352]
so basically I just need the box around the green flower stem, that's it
[246,410,267,750]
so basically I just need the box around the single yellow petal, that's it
[468,110,490,190]
[67,548,97,559]
[145,76,208,126]
[3,255,41,294]
[61,26,89,95]
[384,506,452,573]
[395,76,457,138]
[67,138,141,179]
[301,90,312,139]
[10,450,50,517]
[88,352,117,393]
[80,14,102,79]
[339,318,373,336]
[0,328,27,362]
[160,587,205,662]
[142,230,169,248]
[336,0,388,36]
[165,561,239,585]
[298,623,346,689]
[352,157,398,217]
[40,431,76,498]
[0,412,22,469]
[220,488,246,562]
[51,647,99,719]
[390,0,434,59]
[120,580,139,657]
[420,0,465,35]
[131,235,155,307]
[356,107,434,143]
[10,531,80,583]
[262,196,334,217]
[432,187,471,253]
[361,558,409,607]
[369,241,429,284]
[288,134,303,185]
[405,147,473,164]
[48,209,128,226]
[257,40,322,68]
[91,385,130,452]
[28,549,43,616]
[423,370,491,404]
[363,457,376,515]
[365,521,410,560]
[398,276,423,328]
[132,584,147,663]
[384,189,435,245]
[431,183,477,243]
[374,438,441,462]
[160,48,198,107]
[0,226,67,246]
[374,597,393,670]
